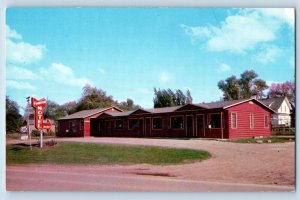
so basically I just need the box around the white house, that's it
[259,97,292,126]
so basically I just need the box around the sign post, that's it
[31,97,51,148]
[26,97,32,150]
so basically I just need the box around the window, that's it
[250,113,254,128]
[209,114,221,128]
[129,119,138,130]
[115,120,123,129]
[170,116,184,129]
[231,113,237,128]
[152,117,163,129]
[264,115,268,128]
[80,120,84,130]
[69,121,76,133]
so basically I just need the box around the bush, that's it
[272,127,295,135]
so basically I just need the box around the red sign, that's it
[31,97,52,130]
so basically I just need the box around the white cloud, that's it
[253,8,295,28]
[216,62,231,73]
[41,63,92,87]
[254,45,281,64]
[98,67,105,74]
[159,72,171,83]
[7,80,36,90]
[7,65,40,80]
[6,25,46,65]
[181,8,293,53]
[180,24,211,44]
[7,39,46,65]
[6,25,22,40]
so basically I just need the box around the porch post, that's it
[221,112,223,139]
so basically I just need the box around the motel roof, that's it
[60,98,276,120]
[59,106,121,120]
[198,98,276,113]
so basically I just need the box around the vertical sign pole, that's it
[40,129,43,148]
[26,97,32,150]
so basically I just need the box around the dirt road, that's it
[6,137,295,191]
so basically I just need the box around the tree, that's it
[6,96,23,133]
[239,70,258,98]
[186,89,193,104]
[76,84,115,111]
[153,88,193,108]
[62,101,77,115]
[251,79,269,99]
[268,81,295,103]
[117,98,141,111]
[218,70,268,100]
[218,75,240,100]
[44,100,67,120]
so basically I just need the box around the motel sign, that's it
[31,97,52,130]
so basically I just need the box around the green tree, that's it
[218,75,240,100]
[218,70,268,100]
[186,89,193,104]
[6,96,23,133]
[153,88,193,108]
[44,100,67,120]
[252,79,269,99]
[239,70,258,98]
[76,84,115,111]
[117,98,141,111]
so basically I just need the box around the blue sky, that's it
[6,8,295,113]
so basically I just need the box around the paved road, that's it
[6,137,295,191]
[6,165,294,192]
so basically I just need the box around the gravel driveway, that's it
[6,137,295,191]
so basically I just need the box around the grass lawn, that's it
[229,137,294,143]
[7,142,211,165]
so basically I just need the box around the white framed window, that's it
[264,115,269,128]
[170,116,184,129]
[250,113,254,128]
[231,113,237,128]
[128,119,138,130]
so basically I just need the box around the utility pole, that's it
[26,96,32,150]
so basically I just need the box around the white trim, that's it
[231,112,237,129]
[264,114,269,128]
[250,113,254,129]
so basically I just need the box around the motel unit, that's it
[57,106,122,137]
[86,98,274,139]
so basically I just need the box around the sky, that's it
[6,8,295,113]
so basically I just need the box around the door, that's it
[139,118,144,137]
[145,118,151,137]
[186,115,194,137]
[196,115,205,137]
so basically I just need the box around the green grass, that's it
[229,137,294,143]
[6,142,211,165]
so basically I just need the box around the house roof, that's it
[259,97,291,111]
[59,107,121,120]
[197,98,276,113]
[103,111,135,117]
[146,106,182,113]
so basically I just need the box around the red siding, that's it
[226,101,272,139]
[58,107,122,137]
